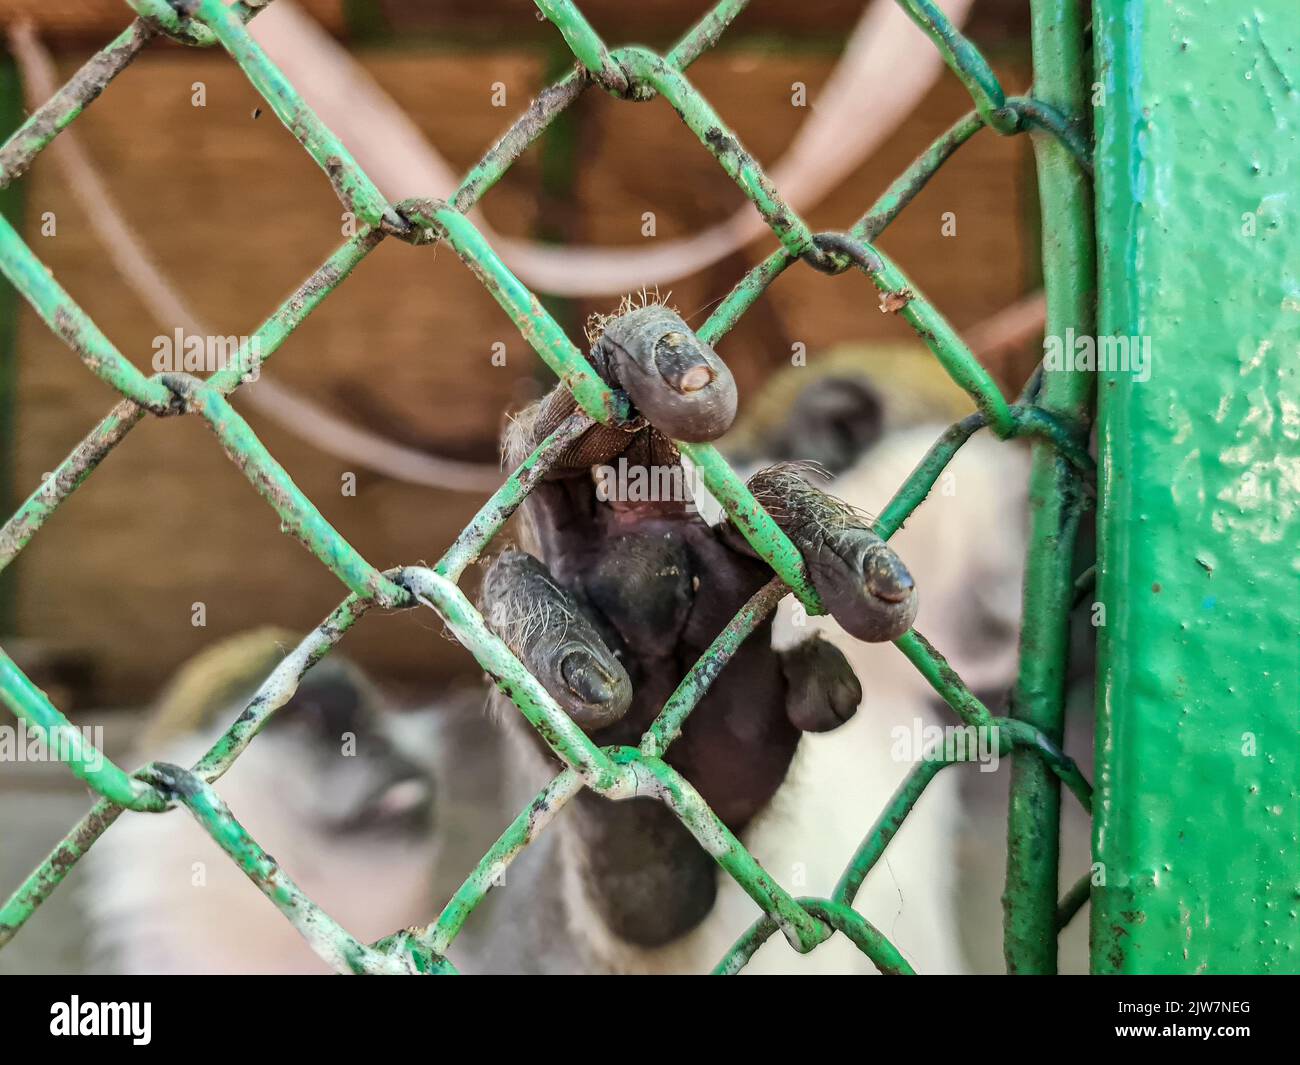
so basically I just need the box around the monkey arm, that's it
[778,635,863,733]
[480,549,632,731]
[736,464,919,643]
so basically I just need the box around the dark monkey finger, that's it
[502,304,738,480]
[747,464,919,642]
[480,549,632,730]
[592,305,737,443]
[779,635,864,733]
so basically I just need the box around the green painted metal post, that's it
[1092,0,1300,973]
[1003,0,1095,974]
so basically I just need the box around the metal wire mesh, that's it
[0,0,1096,974]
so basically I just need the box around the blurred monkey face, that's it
[258,661,434,840]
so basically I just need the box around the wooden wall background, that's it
[1,4,1036,705]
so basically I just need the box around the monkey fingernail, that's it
[560,650,627,715]
[655,332,715,394]
[557,651,632,729]
[864,552,915,604]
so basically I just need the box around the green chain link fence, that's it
[0,0,1097,974]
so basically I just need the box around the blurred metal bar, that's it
[1003,0,1095,974]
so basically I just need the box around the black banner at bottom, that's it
[0,973,1290,1051]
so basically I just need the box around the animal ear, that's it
[770,374,884,476]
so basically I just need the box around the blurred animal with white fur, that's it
[83,629,442,974]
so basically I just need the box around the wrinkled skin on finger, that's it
[481,549,632,731]
[481,304,917,949]
[747,463,919,642]
[592,304,737,443]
